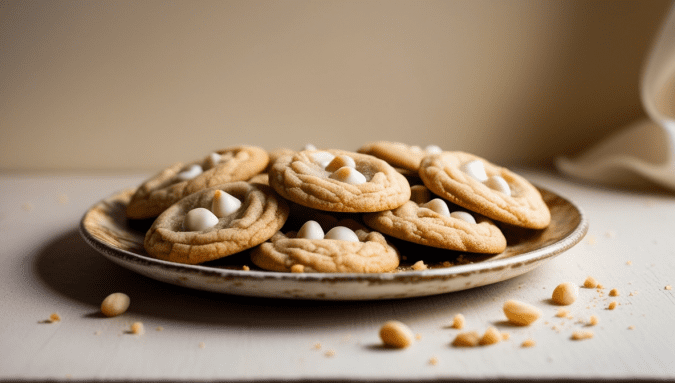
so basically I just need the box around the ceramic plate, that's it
[80,187,587,300]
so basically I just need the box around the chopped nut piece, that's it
[609,288,619,297]
[588,315,599,326]
[290,264,304,273]
[412,260,428,271]
[452,314,465,329]
[379,321,414,349]
[452,331,481,347]
[49,313,61,322]
[552,282,579,305]
[503,300,541,326]
[130,322,144,335]
[100,293,130,317]
[583,276,598,289]
[478,327,501,346]
[521,339,536,348]
[571,330,594,340]
[608,301,618,310]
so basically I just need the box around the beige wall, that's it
[0,0,670,171]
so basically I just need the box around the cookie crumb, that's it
[597,283,605,289]
[156,326,164,331]
[588,315,599,326]
[199,342,206,349]
[478,327,501,346]
[666,285,672,290]
[628,325,635,330]
[429,356,438,366]
[94,330,101,336]
[605,231,615,238]
[552,282,579,305]
[586,235,596,245]
[415,333,422,340]
[608,301,618,310]
[49,313,61,322]
[503,300,541,326]
[442,261,452,267]
[452,331,480,347]
[609,288,619,297]
[325,349,335,357]
[501,332,510,340]
[521,339,536,348]
[583,276,598,288]
[451,314,465,329]
[21,202,33,211]
[571,330,594,340]
[242,265,250,271]
[626,260,632,265]
[101,293,130,317]
[313,343,322,350]
[556,308,569,318]
[379,320,414,349]
[290,264,304,273]
[412,260,428,271]
[130,322,144,335]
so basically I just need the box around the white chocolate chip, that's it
[324,226,360,242]
[211,190,242,218]
[450,211,476,224]
[176,164,203,182]
[310,151,336,168]
[204,152,222,169]
[297,220,325,240]
[425,145,442,154]
[484,175,511,196]
[303,143,317,151]
[460,160,488,182]
[423,198,451,217]
[183,208,219,231]
[325,155,356,172]
[329,167,367,185]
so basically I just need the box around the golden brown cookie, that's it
[418,152,550,229]
[268,150,410,213]
[144,182,289,264]
[357,141,443,172]
[363,186,506,254]
[250,219,400,273]
[127,145,269,219]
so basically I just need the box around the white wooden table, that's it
[1,170,674,381]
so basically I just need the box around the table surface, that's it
[1,170,674,382]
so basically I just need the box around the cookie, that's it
[250,219,400,273]
[126,145,269,219]
[418,152,550,229]
[144,182,289,264]
[357,141,443,173]
[268,149,411,213]
[363,185,506,254]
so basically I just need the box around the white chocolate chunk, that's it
[460,160,488,182]
[297,220,325,240]
[423,198,451,217]
[484,175,511,196]
[310,151,336,168]
[450,211,476,224]
[183,208,219,231]
[324,226,360,242]
[204,152,222,169]
[303,143,317,151]
[211,190,242,218]
[175,164,203,181]
[325,155,356,172]
[329,167,367,185]
[425,145,442,154]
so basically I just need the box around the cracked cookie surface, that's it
[127,145,269,219]
[419,152,550,229]
[144,182,289,264]
[268,150,410,213]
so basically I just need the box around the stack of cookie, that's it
[130,142,551,273]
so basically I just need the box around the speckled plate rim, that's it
[79,187,588,299]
